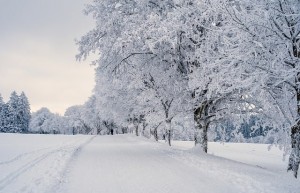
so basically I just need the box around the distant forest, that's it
[0,91,30,133]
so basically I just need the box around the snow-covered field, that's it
[171,141,289,173]
[0,134,299,193]
[0,134,94,193]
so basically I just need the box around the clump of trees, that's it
[29,107,69,134]
[74,0,300,178]
[29,96,129,135]
[0,91,31,133]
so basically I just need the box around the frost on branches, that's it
[75,0,300,177]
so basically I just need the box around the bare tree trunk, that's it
[202,120,208,153]
[194,121,208,153]
[288,123,300,178]
[97,127,102,135]
[153,127,158,141]
[135,125,139,136]
[142,122,147,137]
[194,105,209,153]
[166,130,171,146]
[151,122,163,142]
[165,119,171,146]
[160,99,173,146]
[282,4,300,178]
[288,86,300,178]
[194,107,202,147]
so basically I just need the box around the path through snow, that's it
[58,135,300,193]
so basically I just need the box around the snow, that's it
[0,134,299,193]
[0,134,93,193]
[170,141,288,172]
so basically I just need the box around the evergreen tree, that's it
[1,104,9,132]
[7,91,20,133]
[18,92,31,133]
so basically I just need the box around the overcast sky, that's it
[0,0,96,115]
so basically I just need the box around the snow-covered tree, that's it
[2,91,32,133]
[65,105,94,135]
[30,107,69,134]
[219,0,300,178]
[6,91,20,133]
[29,107,53,133]
[81,95,103,135]
[18,92,31,133]
[75,0,300,177]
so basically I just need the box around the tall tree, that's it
[7,91,20,133]
[18,92,31,133]
[223,0,300,177]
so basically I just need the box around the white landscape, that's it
[0,133,299,193]
[1,0,300,193]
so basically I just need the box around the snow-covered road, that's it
[0,134,299,193]
[58,135,299,193]
[59,135,235,193]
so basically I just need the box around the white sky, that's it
[0,0,96,115]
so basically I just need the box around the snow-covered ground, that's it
[171,141,289,173]
[0,134,94,193]
[0,134,299,193]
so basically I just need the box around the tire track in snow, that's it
[47,135,96,193]
[0,147,52,165]
[0,145,74,190]
[0,136,95,192]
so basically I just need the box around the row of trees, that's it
[0,92,31,133]
[29,102,129,135]
[74,0,300,177]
